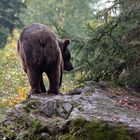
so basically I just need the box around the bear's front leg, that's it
[46,66,60,95]
[59,69,63,88]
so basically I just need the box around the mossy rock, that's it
[59,118,132,140]
[2,119,44,140]
[23,99,41,112]
[71,101,80,108]
[16,119,43,140]
[0,115,134,140]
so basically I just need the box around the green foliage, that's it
[0,0,26,48]
[20,0,97,36]
[60,118,132,140]
[0,29,28,102]
[119,68,140,89]
[64,0,140,88]
[2,124,17,139]
[62,0,96,36]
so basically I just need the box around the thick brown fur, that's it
[17,23,73,94]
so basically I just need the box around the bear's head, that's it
[58,39,73,71]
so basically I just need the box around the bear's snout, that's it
[64,62,73,71]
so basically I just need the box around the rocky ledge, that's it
[0,85,140,140]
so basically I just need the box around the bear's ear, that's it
[63,39,70,47]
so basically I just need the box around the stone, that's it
[98,80,108,88]
[69,108,81,119]
[62,103,72,113]
[68,88,83,95]
[15,104,24,110]
[41,100,56,117]
[56,102,72,119]
[40,133,50,140]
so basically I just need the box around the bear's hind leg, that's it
[46,67,60,95]
[27,67,41,94]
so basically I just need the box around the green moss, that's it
[1,113,44,140]
[2,124,17,139]
[59,118,132,140]
[23,99,41,112]
[16,119,43,140]
[83,92,93,96]
[72,101,80,108]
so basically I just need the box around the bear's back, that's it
[18,23,61,68]
[20,23,56,43]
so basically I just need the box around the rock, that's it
[69,108,81,119]
[98,80,108,88]
[40,132,50,140]
[0,85,140,139]
[15,104,24,110]
[62,103,72,113]
[68,88,83,95]
[56,102,72,119]
[85,80,97,86]
[41,100,56,117]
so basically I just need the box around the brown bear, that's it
[17,23,73,94]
